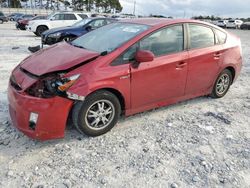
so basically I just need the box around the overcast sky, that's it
[120,0,250,18]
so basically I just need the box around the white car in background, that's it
[27,12,90,36]
[216,20,227,28]
[226,20,243,29]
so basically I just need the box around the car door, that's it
[185,24,222,95]
[50,13,65,28]
[130,25,189,110]
[64,13,78,26]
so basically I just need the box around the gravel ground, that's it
[0,22,249,188]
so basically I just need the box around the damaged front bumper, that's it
[8,84,74,141]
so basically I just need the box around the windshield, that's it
[71,22,150,53]
[72,18,92,27]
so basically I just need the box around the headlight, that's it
[49,32,61,38]
[57,74,80,92]
[26,73,80,98]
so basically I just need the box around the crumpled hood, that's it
[20,42,100,76]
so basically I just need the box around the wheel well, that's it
[225,67,235,83]
[93,88,125,115]
[37,25,48,30]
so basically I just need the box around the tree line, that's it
[71,0,122,13]
[192,15,250,22]
[2,0,123,13]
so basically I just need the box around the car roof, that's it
[119,18,211,26]
[118,18,224,31]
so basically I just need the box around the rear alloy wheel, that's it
[210,69,232,98]
[36,26,48,36]
[72,90,121,136]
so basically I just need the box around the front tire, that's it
[72,90,121,137]
[210,69,233,98]
[36,26,48,36]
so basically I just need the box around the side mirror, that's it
[86,25,92,31]
[135,50,154,63]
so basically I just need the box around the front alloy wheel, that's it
[85,100,115,130]
[72,90,121,136]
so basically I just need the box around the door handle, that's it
[214,52,223,59]
[176,61,187,69]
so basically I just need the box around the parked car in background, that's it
[13,14,27,22]
[8,13,23,21]
[41,18,117,45]
[216,20,227,28]
[27,12,90,36]
[16,14,34,22]
[226,20,243,29]
[0,11,8,24]
[8,19,242,140]
[240,22,250,30]
[16,15,47,30]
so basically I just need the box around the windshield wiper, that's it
[70,42,86,49]
[100,51,108,56]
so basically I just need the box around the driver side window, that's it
[140,25,184,56]
[89,19,106,29]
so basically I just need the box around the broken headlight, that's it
[26,73,80,98]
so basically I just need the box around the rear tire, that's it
[72,90,121,137]
[210,69,233,98]
[36,26,48,36]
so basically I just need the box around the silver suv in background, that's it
[226,20,243,29]
[216,20,227,28]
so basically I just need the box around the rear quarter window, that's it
[78,14,88,19]
[214,29,227,44]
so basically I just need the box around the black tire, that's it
[36,25,48,36]
[72,90,121,137]
[63,35,76,42]
[0,19,3,24]
[210,69,233,98]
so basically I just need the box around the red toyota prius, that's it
[8,19,242,140]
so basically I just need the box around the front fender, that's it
[67,80,130,111]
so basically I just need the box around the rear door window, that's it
[189,24,215,49]
[65,14,77,20]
